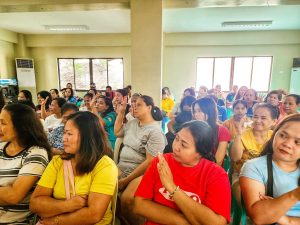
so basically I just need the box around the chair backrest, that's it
[111,182,118,225]
[113,137,124,164]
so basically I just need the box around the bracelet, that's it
[54,216,59,225]
[169,186,180,199]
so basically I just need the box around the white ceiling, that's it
[0,5,299,34]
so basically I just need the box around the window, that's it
[58,58,124,91]
[196,56,272,92]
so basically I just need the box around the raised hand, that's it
[157,153,176,193]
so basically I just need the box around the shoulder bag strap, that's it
[266,154,276,225]
[64,160,76,199]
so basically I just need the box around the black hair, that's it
[253,103,279,120]
[116,88,128,97]
[18,100,36,111]
[286,94,300,104]
[37,91,52,109]
[264,90,282,102]
[20,90,33,102]
[233,99,248,110]
[140,95,163,121]
[125,85,132,90]
[243,88,258,101]
[3,103,51,158]
[183,88,196,97]
[179,120,215,162]
[66,83,72,87]
[65,88,74,98]
[84,93,93,99]
[98,95,115,118]
[53,97,67,108]
[0,89,5,112]
[106,86,112,90]
[180,96,196,112]
[192,97,218,131]
[64,111,112,175]
[192,97,219,153]
[61,103,79,115]
[162,89,167,95]
[50,88,59,96]
[261,113,300,185]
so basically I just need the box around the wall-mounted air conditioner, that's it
[15,58,36,88]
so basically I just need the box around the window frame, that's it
[196,56,273,92]
[57,57,124,91]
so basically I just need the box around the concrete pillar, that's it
[130,0,163,106]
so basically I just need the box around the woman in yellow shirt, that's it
[230,103,278,205]
[30,111,118,225]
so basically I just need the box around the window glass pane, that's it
[233,57,252,88]
[107,59,124,89]
[251,57,272,91]
[92,59,108,90]
[196,58,214,89]
[74,59,90,90]
[58,59,74,89]
[213,58,231,91]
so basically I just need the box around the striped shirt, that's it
[0,142,49,224]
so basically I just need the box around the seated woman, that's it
[223,99,249,140]
[18,89,36,110]
[134,120,231,225]
[165,95,196,153]
[44,97,66,132]
[92,95,117,149]
[283,94,300,116]
[192,97,231,166]
[114,95,166,224]
[48,103,79,155]
[114,95,166,188]
[0,103,51,224]
[242,88,258,118]
[64,88,77,104]
[240,114,300,225]
[36,90,52,119]
[30,111,118,225]
[230,103,278,204]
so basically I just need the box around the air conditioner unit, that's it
[15,58,36,88]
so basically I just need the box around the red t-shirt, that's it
[135,153,231,225]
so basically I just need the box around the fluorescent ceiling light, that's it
[44,25,89,31]
[222,21,273,27]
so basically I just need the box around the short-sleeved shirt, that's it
[240,156,300,217]
[233,128,272,173]
[44,114,62,131]
[100,111,117,149]
[0,142,49,224]
[135,153,231,224]
[213,126,231,155]
[38,155,118,225]
[117,119,167,177]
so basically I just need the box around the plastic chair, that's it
[113,137,124,164]
[231,195,247,225]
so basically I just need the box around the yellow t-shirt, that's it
[38,155,118,225]
[162,97,175,117]
[233,128,273,173]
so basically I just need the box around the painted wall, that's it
[163,31,300,100]
[0,28,18,78]
[1,29,299,103]
[26,34,131,96]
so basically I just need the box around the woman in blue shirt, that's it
[240,113,300,225]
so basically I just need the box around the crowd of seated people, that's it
[0,82,299,225]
